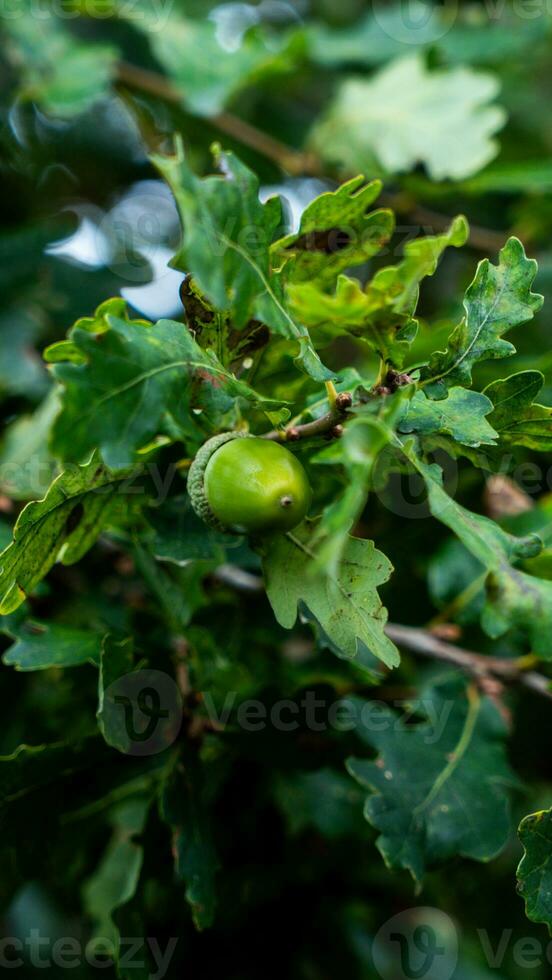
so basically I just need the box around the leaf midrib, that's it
[414,685,481,816]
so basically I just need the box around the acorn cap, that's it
[187,431,250,531]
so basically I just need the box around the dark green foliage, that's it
[3,3,552,978]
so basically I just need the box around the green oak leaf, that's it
[50,303,288,469]
[289,272,415,357]
[154,141,333,381]
[368,214,468,322]
[44,297,134,365]
[83,796,151,950]
[427,538,484,626]
[121,3,302,116]
[97,634,183,755]
[482,566,552,658]
[421,237,543,398]
[0,389,59,500]
[484,371,552,451]
[274,175,394,284]
[97,636,136,753]
[133,541,210,632]
[307,4,542,69]
[518,809,552,932]
[307,2,445,67]
[310,55,505,180]
[310,412,399,575]
[288,216,467,364]
[261,520,399,669]
[400,447,540,572]
[147,496,227,567]
[399,388,498,448]
[153,140,281,328]
[273,768,364,838]
[401,442,552,656]
[4,5,117,117]
[347,677,517,881]
[160,750,219,930]
[0,455,139,615]
[0,522,12,551]
[0,308,48,398]
[2,620,102,671]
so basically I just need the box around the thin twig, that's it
[116,61,315,176]
[115,60,507,254]
[262,391,352,442]
[385,623,552,701]
[381,196,506,255]
[206,565,552,701]
[214,565,266,593]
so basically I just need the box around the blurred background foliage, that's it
[2,1,552,977]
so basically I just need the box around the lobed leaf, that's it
[310,413,397,575]
[399,387,498,448]
[274,175,394,285]
[518,809,552,933]
[2,619,102,671]
[83,796,151,949]
[0,455,138,615]
[421,237,543,397]
[401,441,552,656]
[154,142,334,381]
[348,678,517,881]
[262,520,399,669]
[4,4,117,117]
[311,55,505,180]
[159,751,219,930]
[288,216,467,364]
[121,2,303,117]
[484,371,552,451]
[50,300,288,469]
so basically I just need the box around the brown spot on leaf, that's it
[228,320,270,357]
[195,368,223,389]
[180,276,215,331]
[289,228,351,255]
[484,475,533,521]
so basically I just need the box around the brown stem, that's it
[385,623,552,701]
[206,565,552,701]
[262,392,352,442]
[116,61,316,176]
[116,60,509,254]
[382,196,506,254]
